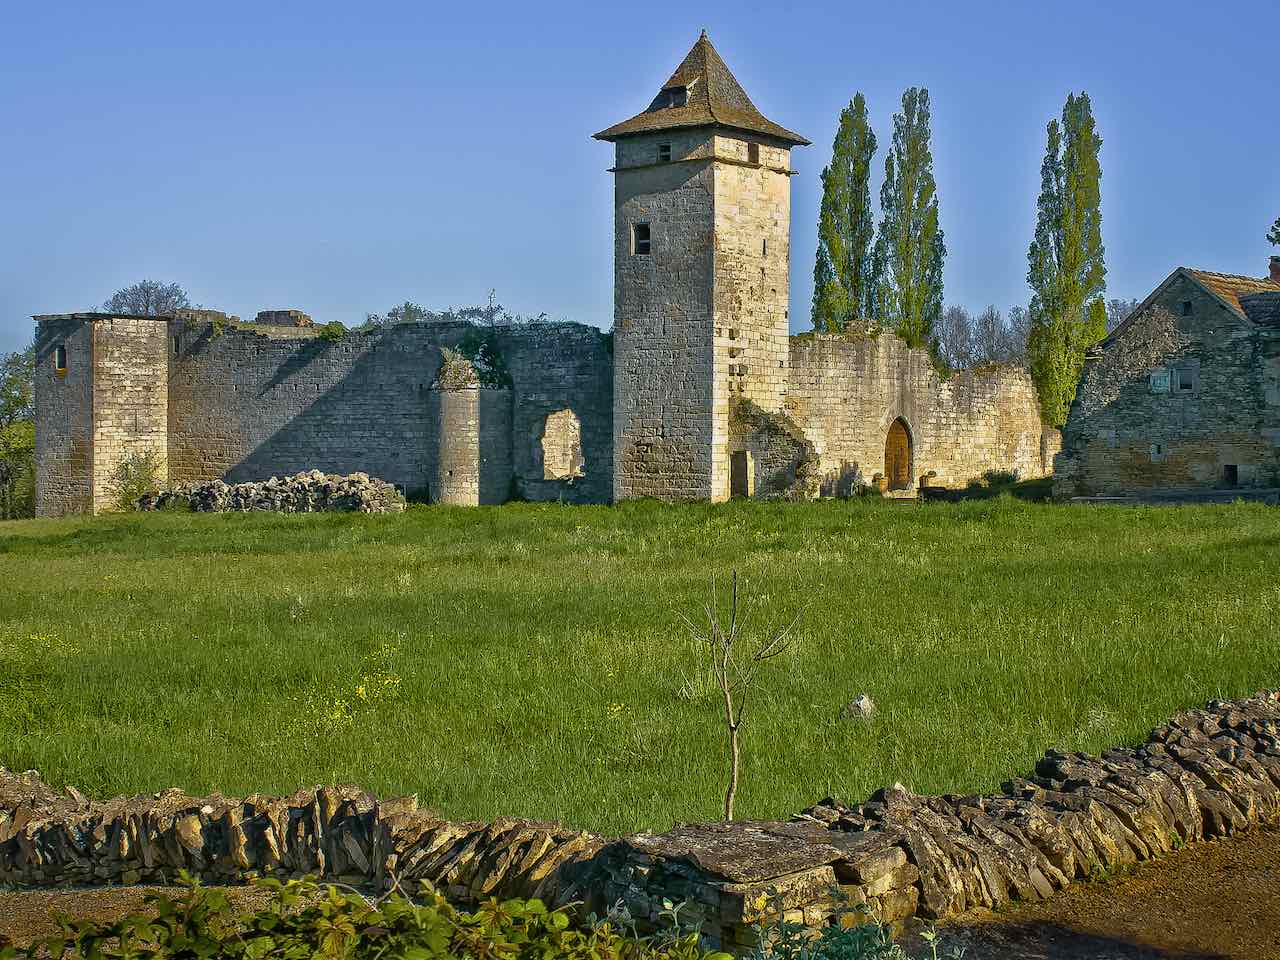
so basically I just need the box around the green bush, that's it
[105,449,167,512]
[319,321,347,343]
[0,874,727,960]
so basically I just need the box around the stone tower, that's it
[595,32,808,502]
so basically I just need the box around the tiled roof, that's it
[593,32,809,146]
[1241,292,1280,325]
[1185,269,1280,318]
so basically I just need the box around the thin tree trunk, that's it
[725,722,740,821]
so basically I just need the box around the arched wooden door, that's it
[885,419,912,491]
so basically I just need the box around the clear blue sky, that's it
[2,1,1277,354]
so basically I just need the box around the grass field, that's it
[2,498,1279,836]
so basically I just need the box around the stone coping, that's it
[5,691,1280,951]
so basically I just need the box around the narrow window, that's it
[657,143,672,163]
[762,238,768,256]
[173,335,181,356]
[1181,300,1193,317]
[747,142,760,164]
[632,223,651,256]
[1223,464,1239,487]
[54,344,67,372]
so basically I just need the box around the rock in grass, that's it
[843,693,876,719]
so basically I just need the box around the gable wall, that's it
[1054,274,1279,497]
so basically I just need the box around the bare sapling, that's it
[682,570,803,821]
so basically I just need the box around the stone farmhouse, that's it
[32,33,1055,517]
[1055,257,1280,499]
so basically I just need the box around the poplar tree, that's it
[872,87,945,351]
[1268,216,1280,247]
[1026,92,1106,427]
[811,94,878,333]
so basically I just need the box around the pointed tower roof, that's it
[593,31,809,146]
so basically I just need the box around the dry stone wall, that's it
[787,333,1056,495]
[136,471,406,513]
[7,692,1280,953]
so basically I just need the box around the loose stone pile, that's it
[5,691,1280,952]
[135,471,406,513]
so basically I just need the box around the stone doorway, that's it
[884,418,912,491]
[730,450,754,498]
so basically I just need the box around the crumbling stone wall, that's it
[6,692,1280,953]
[1055,278,1280,498]
[786,333,1055,494]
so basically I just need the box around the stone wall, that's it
[33,318,96,516]
[612,138,718,501]
[6,692,1280,953]
[1055,278,1280,498]
[711,137,794,501]
[786,333,1056,495]
[90,317,169,513]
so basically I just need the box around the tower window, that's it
[173,335,181,356]
[762,238,768,256]
[632,222,651,256]
[1181,300,1193,317]
[54,344,67,372]
[747,142,760,164]
[657,143,671,163]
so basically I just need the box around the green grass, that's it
[1,498,1278,836]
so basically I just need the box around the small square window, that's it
[54,344,67,372]
[1150,442,1166,462]
[632,222,651,256]
[1177,369,1194,392]
[747,142,760,164]
[1181,300,1193,317]
[657,143,671,163]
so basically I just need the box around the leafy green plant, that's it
[105,448,167,512]
[318,321,347,343]
[746,888,964,960]
[0,873,728,960]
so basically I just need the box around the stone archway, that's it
[884,418,912,491]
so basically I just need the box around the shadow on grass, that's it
[927,921,1230,960]
[922,471,1053,503]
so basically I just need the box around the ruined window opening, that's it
[762,238,768,256]
[747,142,760,164]
[173,335,181,356]
[1176,369,1194,392]
[542,409,585,481]
[658,143,672,163]
[1181,300,1193,317]
[632,222,650,256]
[54,344,67,372]
[1223,464,1239,487]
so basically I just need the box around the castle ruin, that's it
[33,33,1055,517]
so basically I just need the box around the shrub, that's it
[318,321,347,343]
[105,449,167,512]
[0,874,728,960]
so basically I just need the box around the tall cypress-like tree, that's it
[1268,216,1280,248]
[872,87,945,351]
[1026,92,1107,427]
[811,94,878,333]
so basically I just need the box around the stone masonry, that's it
[1056,263,1280,498]
[33,33,1052,516]
[6,691,1280,952]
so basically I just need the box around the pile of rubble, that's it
[135,471,406,514]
